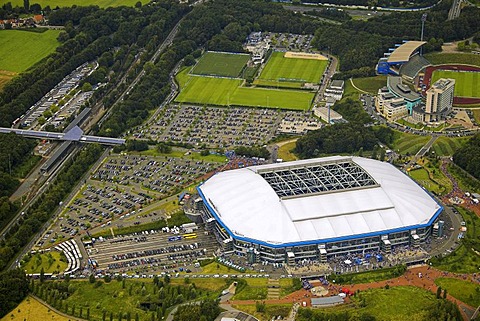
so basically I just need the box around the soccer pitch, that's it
[190,52,250,78]
[175,71,314,110]
[258,52,327,84]
[431,70,480,98]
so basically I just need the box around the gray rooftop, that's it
[311,296,344,306]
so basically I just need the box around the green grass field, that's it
[352,286,436,321]
[424,52,480,67]
[391,131,431,156]
[191,52,249,78]
[408,168,446,195]
[21,251,67,274]
[277,141,298,161]
[258,52,327,84]
[0,29,61,73]
[253,79,303,89]
[430,136,467,156]
[435,278,480,307]
[351,75,387,94]
[175,70,314,110]
[431,70,480,98]
[0,0,149,8]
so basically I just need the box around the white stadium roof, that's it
[198,156,441,247]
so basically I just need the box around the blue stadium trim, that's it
[197,184,442,250]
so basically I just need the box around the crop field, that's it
[191,52,249,77]
[0,70,16,91]
[175,72,314,110]
[0,0,149,8]
[1,296,70,321]
[258,52,327,84]
[431,70,480,98]
[0,29,61,73]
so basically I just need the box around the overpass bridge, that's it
[0,126,125,145]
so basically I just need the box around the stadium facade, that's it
[195,156,442,264]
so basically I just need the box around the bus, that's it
[183,233,197,240]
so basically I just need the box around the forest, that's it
[453,133,480,180]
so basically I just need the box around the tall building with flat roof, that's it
[425,78,455,122]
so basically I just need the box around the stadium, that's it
[195,156,443,265]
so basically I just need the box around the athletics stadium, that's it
[195,156,442,265]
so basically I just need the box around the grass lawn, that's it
[352,286,436,321]
[391,131,431,156]
[1,295,70,321]
[258,52,327,84]
[233,278,268,300]
[200,262,253,274]
[431,136,467,156]
[22,251,68,274]
[175,70,314,110]
[0,0,149,8]
[343,79,361,100]
[191,52,249,78]
[277,141,298,162]
[170,277,227,292]
[431,70,480,98]
[253,79,303,89]
[232,304,292,321]
[329,266,406,285]
[408,168,446,195]
[351,75,387,94]
[138,149,228,163]
[430,207,480,273]
[435,278,480,307]
[0,29,61,73]
[424,52,480,67]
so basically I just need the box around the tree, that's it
[89,274,95,284]
[436,286,442,299]
[81,82,93,92]
[255,301,266,312]
[443,288,447,299]
[184,55,195,66]
[23,0,29,11]
[40,267,45,283]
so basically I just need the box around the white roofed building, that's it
[196,156,442,264]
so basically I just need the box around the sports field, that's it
[191,52,249,78]
[0,29,61,73]
[0,0,148,8]
[431,70,480,98]
[175,71,314,110]
[258,52,327,84]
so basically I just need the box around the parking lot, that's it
[87,226,219,274]
[134,105,322,148]
[37,154,224,248]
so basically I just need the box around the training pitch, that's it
[431,70,480,98]
[191,52,250,78]
[258,52,328,84]
[175,71,314,110]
